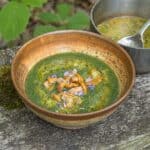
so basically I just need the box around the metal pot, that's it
[90,0,150,73]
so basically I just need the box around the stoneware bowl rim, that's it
[11,30,135,120]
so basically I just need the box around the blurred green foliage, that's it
[0,1,30,41]
[35,3,89,36]
[0,1,89,43]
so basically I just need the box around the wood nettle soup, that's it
[97,16,150,48]
[25,53,119,114]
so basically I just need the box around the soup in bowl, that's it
[25,52,119,114]
[11,30,135,129]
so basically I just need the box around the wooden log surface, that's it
[0,49,150,150]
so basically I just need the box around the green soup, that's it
[25,53,119,114]
[97,16,150,48]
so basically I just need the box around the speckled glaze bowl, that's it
[11,30,135,129]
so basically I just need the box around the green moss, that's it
[0,65,24,110]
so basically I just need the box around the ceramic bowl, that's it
[11,30,135,129]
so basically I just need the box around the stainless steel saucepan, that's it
[90,0,150,73]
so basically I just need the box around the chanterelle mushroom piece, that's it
[51,94,61,102]
[68,86,84,96]
[65,82,79,88]
[48,76,57,84]
[86,69,103,86]
[70,76,79,83]
[61,92,81,108]
[57,77,68,92]
[76,73,87,94]
[57,81,66,92]
[44,81,55,91]
[44,81,49,89]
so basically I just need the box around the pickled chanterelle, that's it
[44,69,103,109]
